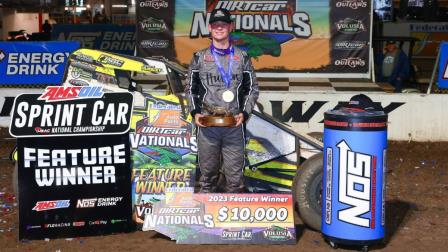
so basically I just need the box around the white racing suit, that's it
[185,46,259,193]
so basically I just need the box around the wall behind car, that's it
[1,9,50,40]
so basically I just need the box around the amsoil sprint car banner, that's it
[142,187,296,244]
[12,90,135,240]
[17,135,133,240]
[130,93,196,227]
[9,87,133,138]
[0,42,80,85]
[136,0,371,76]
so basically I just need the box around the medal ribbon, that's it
[210,44,234,89]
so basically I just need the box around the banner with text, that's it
[10,89,135,239]
[256,92,448,141]
[9,87,133,138]
[17,135,134,240]
[130,93,196,228]
[52,24,135,55]
[136,0,176,59]
[13,90,135,240]
[143,187,296,244]
[0,42,80,85]
[136,0,371,75]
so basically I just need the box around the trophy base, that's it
[200,115,235,127]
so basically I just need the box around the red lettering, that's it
[38,87,81,101]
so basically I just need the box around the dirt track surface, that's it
[1,141,447,252]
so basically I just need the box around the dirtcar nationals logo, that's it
[337,141,374,228]
[190,0,312,38]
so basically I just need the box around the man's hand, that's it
[234,113,244,127]
[194,113,207,127]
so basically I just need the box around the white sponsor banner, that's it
[257,92,448,142]
[0,89,43,128]
[3,89,448,141]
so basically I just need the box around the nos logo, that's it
[337,140,376,228]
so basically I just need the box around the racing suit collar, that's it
[210,44,233,56]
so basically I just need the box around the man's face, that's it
[385,43,397,52]
[208,21,232,42]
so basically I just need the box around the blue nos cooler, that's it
[322,108,387,246]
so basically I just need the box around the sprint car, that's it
[13,49,324,230]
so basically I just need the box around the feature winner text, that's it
[132,168,194,194]
[23,144,125,187]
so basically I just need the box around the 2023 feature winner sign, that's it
[143,188,296,244]
[11,90,135,240]
[9,87,133,137]
[17,135,134,240]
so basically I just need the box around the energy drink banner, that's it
[138,0,371,75]
[142,187,296,244]
[0,42,80,85]
[52,24,135,55]
[130,93,196,227]
[11,90,134,240]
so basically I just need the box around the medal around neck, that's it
[222,90,234,102]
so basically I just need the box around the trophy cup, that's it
[200,103,236,127]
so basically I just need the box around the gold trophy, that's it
[200,103,236,127]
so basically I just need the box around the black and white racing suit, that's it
[185,46,259,193]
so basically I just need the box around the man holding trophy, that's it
[185,8,259,193]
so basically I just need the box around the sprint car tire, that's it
[13,162,18,202]
[293,152,323,231]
